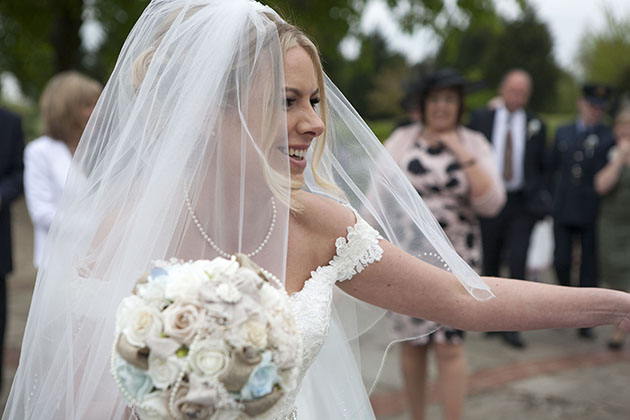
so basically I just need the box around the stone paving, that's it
[1,198,629,419]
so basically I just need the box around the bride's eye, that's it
[310,97,320,109]
[283,97,296,109]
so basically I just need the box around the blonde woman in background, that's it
[24,71,102,268]
[595,106,630,350]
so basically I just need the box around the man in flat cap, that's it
[549,83,614,339]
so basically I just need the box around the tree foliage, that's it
[267,0,500,112]
[578,8,630,102]
[2,0,502,110]
[0,0,148,99]
[435,5,560,112]
[341,31,408,118]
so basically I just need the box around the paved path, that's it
[2,198,629,419]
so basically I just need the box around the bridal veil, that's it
[4,1,491,418]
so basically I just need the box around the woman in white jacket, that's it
[24,71,101,268]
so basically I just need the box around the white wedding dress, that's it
[271,210,383,420]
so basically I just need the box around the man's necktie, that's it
[503,115,513,182]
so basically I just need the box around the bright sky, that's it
[359,0,630,74]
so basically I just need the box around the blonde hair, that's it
[40,71,102,145]
[131,8,342,211]
[274,18,344,208]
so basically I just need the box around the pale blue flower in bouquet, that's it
[240,351,280,400]
[150,267,168,280]
[115,359,154,402]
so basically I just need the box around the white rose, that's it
[136,281,167,310]
[164,263,210,300]
[189,339,230,378]
[162,300,204,345]
[244,318,268,349]
[137,391,170,420]
[147,353,186,390]
[117,296,163,347]
[216,283,242,303]
[199,258,239,279]
[259,283,282,309]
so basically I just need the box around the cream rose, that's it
[162,300,204,345]
[118,296,163,347]
[147,353,185,390]
[244,318,268,349]
[189,339,230,377]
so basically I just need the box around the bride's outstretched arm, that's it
[338,240,630,333]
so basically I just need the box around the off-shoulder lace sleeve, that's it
[331,212,383,283]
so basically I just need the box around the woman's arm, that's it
[24,140,59,230]
[594,143,629,195]
[438,129,505,216]
[338,240,630,332]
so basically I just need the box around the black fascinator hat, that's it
[417,68,469,97]
[416,68,475,125]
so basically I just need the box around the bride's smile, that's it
[282,46,324,178]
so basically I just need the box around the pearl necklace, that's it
[184,190,276,258]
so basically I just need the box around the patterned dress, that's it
[385,123,505,345]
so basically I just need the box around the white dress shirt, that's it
[491,106,526,192]
[24,136,72,268]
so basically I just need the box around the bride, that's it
[4,1,629,419]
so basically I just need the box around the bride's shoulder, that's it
[294,192,357,238]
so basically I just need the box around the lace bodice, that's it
[270,210,383,418]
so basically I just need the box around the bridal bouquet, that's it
[111,254,302,420]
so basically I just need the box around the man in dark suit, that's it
[549,84,614,339]
[468,69,549,349]
[0,107,24,388]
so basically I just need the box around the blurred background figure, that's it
[24,71,102,269]
[385,68,505,420]
[0,107,24,390]
[468,69,549,349]
[395,71,423,128]
[549,83,615,339]
[594,106,630,350]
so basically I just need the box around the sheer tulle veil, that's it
[3,1,492,419]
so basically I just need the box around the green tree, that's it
[435,6,560,112]
[0,0,148,99]
[578,8,630,99]
[1,0,501,103]
[338,31,408,118]
[268,0,501,82]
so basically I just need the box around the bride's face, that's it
[281,47,324,182]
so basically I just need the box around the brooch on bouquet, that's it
[111,254,302,420]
